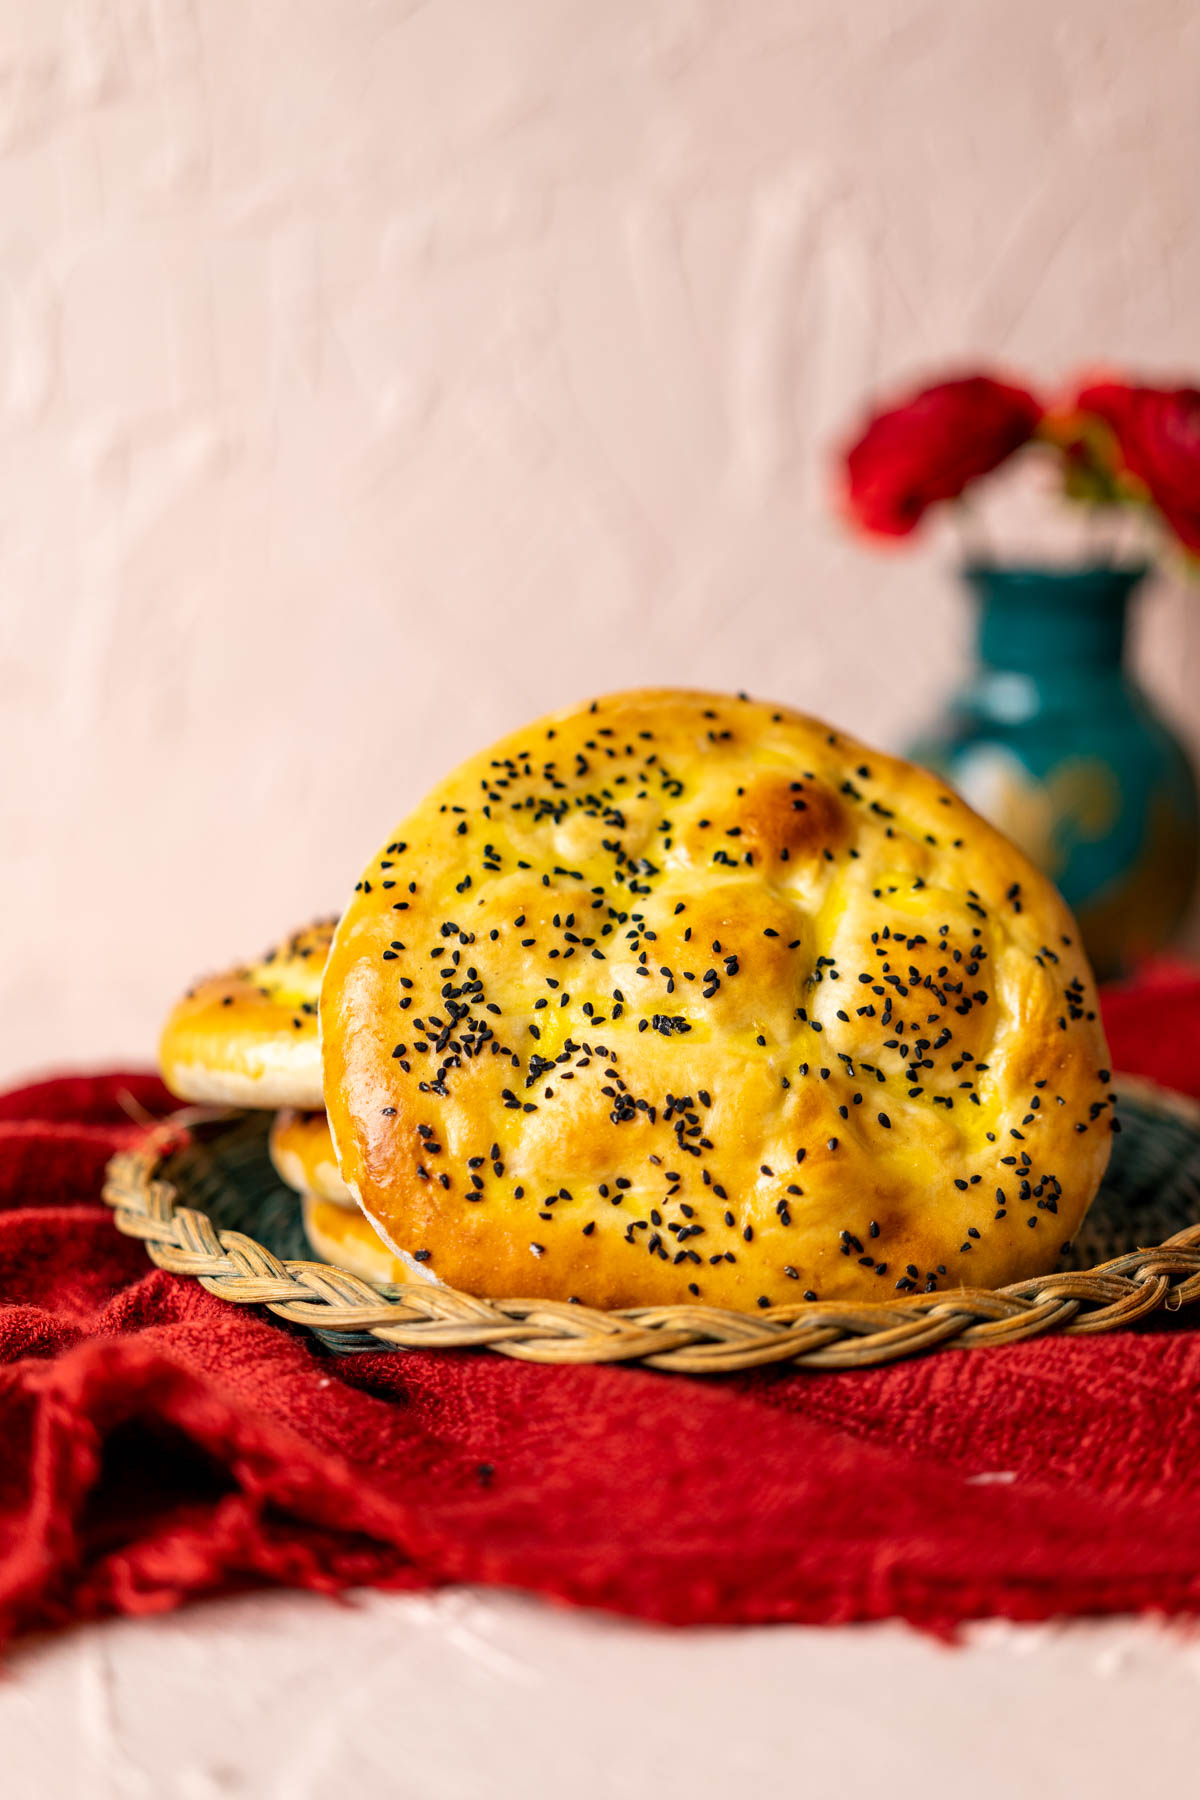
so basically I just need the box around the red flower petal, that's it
[842,374,1043,538]
[1075,380,1200,553]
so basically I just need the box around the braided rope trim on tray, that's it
[102,1111,1200,1374]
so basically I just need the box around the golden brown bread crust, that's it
[269,1109,353,1206]
[322,690,1113,1311]
[159,920,335,1108]
[301,1193,439,1286]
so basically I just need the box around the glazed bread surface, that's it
[269,1108,354,1206]
[321,690,1114,1311]
[159,919,335,1109]
[301,1193,439,1287]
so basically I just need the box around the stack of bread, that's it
[157,918,429,1285]
[159,689,1114,1312]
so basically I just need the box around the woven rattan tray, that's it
[103,1077,1200,1373]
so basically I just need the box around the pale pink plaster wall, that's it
[3,0,1199,1082]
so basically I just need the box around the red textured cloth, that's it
[2,972,1199,1646]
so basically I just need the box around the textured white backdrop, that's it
[4,0,1200,1082]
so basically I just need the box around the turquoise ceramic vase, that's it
[908,564,1200,981]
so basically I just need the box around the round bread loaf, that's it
[301,1193,439,1287]
[160,919,334,1108]
[269,1108,354,1206]
[321,690,1114,1311]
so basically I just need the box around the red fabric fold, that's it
[1,973,1199,1647]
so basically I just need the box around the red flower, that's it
[1075,380,1200,553]
[843,374,1043,537]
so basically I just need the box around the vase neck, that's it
[963,563,1148,676]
